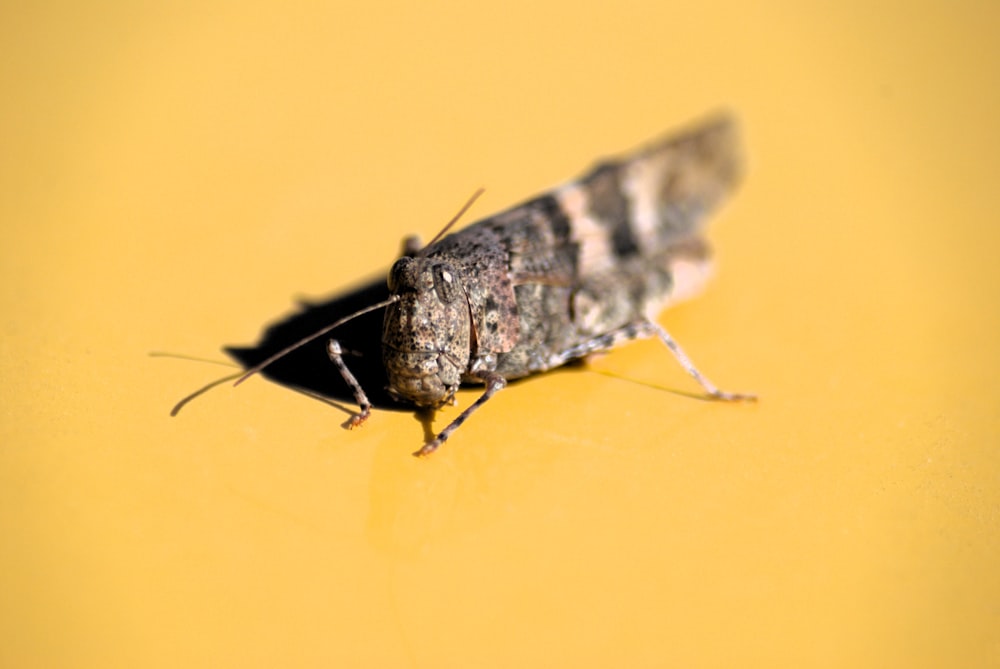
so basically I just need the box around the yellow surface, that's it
[2,2,998,667]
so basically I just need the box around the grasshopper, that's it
[238,114,755,456]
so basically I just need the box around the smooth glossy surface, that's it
[2,2,998,667]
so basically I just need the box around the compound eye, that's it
[432,263,459,303]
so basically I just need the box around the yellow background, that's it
[3,1,998,667]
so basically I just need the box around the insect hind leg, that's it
[557,319,756,402]
[641,320,756,402]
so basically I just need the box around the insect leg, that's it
[326,339,373,428]
[641,320,756,402]
[414,371,507,457]
[552,320,755,402]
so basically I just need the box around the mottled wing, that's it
[555,113,741,278]
[423,114,741,356]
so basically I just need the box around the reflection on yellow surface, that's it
[2,2,998,667]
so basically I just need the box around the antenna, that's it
[233,295,399,386]
[233,188,482,386]
[418,187,485,255]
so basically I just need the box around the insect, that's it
[239,113,755,456]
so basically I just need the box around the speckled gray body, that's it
[332,114,750,455]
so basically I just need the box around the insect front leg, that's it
[413,371,507,457]
[326,339,373,428]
